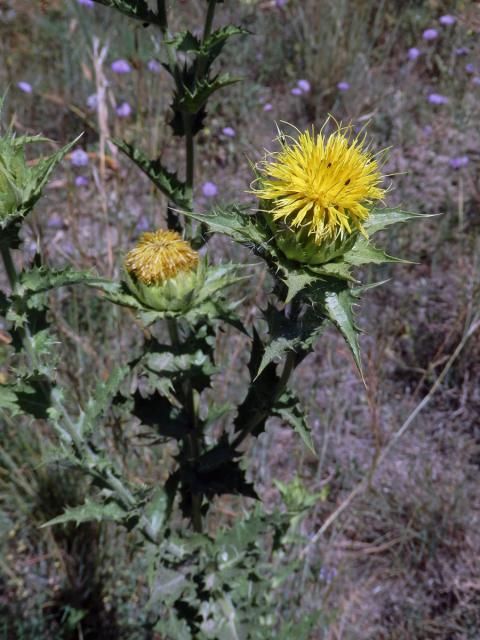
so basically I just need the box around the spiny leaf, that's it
[323,286,362,372]
[364,208,431,236]
[113,139,192,209]
[180,205,271,249]
[0,375,50,419]
[176,74,240,114]
[257,304,325,377]
[41,498,127,528]
[343,237,412,266]
[79,366,129,437]
[273,390,316,455]
[91,0,158,24]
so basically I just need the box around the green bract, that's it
[124,259,206,313]
[264,213,358,265]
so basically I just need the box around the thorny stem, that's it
[1,246,160,544]
[203,0,217,42]
[167,318,203,533]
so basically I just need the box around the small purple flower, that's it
[472,77,480,85]
[70,149,89,167]
[17,81,32,94]
[449,156,469,169]
[135,216,150,232]
[297,79,311,93]
[147,59,161,73]
[465,63,475,74]
[111,59,132,74]
[423,28,438,41]
[77,0,94,6]
[439,14,456,26]
[422,125,433,136]
[86,93,98,110]
[427,93,449,105]
[116,101,132,117]
[408,47,421,61]
[263,102,273,112]
[202,181,218,197]
[275,0,287,6]
[337,81,350,91]
[47,213,63,229]
[291,87,302,96]
[455,47,469,56]
[222,126,236,138]
[75,176,89,187]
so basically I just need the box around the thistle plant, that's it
[0,2,426,637]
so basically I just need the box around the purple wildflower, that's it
[291,87,302,96]
[297,79,311,93]
[111,59,132,74]
[47,213,63,229]
[455,47,469,56]
[263,102,273,112]
[222,126,236,138]
[439,14,456,26]
[427,93,449,105]
[77,0,94,6]
[86,93,98,110]
[75,176,89,187]
[472,77,480,85]
[337,81,350,91]
[147,59,161,73]
[70,149,89,167]
[465,63,475,74]
[116,102,132,117]
[423,28,438,41]
[449,156,469,169]
[202,181,218,197]
[135,216,150,232]
[275,0,287,6]
[17,81,32,94]
[408,47,421,61]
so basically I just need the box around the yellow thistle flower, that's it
[253,124,386,243]
[124,229,198,285]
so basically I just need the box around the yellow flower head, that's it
[124,229,198,285]
[253,123,386,243]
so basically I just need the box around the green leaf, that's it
[176,74,240,114]
[323,286,362,372]
[19,265,102,296]
[364,208,430,236]
[0,134,81,246]
[343,237,411,266]
[79,366,128,437]
[41,498,127,528]
[257,304,325,377]
[113,139,192,209]
[273,390,316,455]
[91,0,159,24]
[181,205,271,249]
[0,375,50,419]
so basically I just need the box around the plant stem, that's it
[231,350,297,450]
[167,317,203,532]
[203,0,217,41]
[1,245,18,289]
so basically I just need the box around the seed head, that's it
[124,229,198,286]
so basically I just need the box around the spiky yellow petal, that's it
[253,124,386,242]
[124,229,198,285]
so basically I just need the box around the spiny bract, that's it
[253,124,386,242]
[124,229,198,285]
